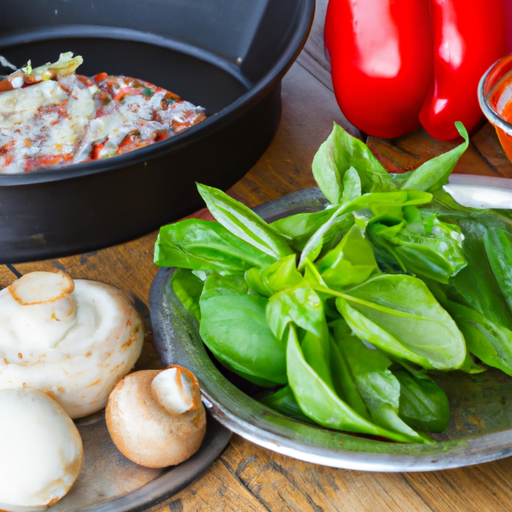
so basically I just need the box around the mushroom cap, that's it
[0,388,83,512]
[106,368,206,468]
[0,272,145,419]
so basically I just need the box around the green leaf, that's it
[329,320,372,420]
[266,283,328,343]
[199,292,287,386]
[197,183,294,259]
[393,368,450,432]
[245,254,302,297]
[154,219,275,271]
[398,122,469,192]
[170,268,203,322]
[351,190,434,217]
[285,325,431,442]
[312,123,396,204]
[448,302,512,377]
[259,385,312,422]
[369,209,466,284]
[298,203,353,269]
[271,208,335,252]
[334,274,466,370]
[315,224,379,289]
[337,335,427,442]
[200,272,248,301]
[484,227,512,313]
[341,167,363,204]
[301,330,335,390]
[419,197,512,375]
[429,280,512,377]
[267,283,334,391]
[297,189,433,270]
[451,220,512,331]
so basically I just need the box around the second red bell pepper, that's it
[325,0,507,140]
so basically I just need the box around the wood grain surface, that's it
[3,0,512,510]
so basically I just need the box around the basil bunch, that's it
[154,121,511,443]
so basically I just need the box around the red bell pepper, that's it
[324,0,507,140]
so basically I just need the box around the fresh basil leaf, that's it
[428,278,512,377]
[329,319,372,420]
[200,272,248,300]
[259,385,312,422]
[199,293,287,386]
[341,167,362,204]
[244,268,270,297]
[359,190,433,211]
[298,189,433,270]
[457,352,487,374]
[298,203,353,269]
[395,370,450,432]
[245,254,302,298]
[398,122,469,192]
[285,325,430,443]
[445,300,512,377]
[267,283,335,393]
[312,122,396,204]
[484,226,512,313]
[418,197,512,375]
[334,274,466,370]
[393,368,449,433]
[154,219,275,271]
[451,220,512,330]
[337,335,428,442]
[315,224,379,289]
[197,183,294,259]
[368,210,466,284]
[170,268,203,322]
[271,208,335,252]
[266,283,328,343]
[301,329,335,390]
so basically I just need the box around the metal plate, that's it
[149,175,512,472]
[54,409,231,512]
[8,295,232,512]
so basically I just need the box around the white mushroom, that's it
[0,270,145,418]
[106,366,206,468]
[0,388,83,512]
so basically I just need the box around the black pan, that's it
[0,0,315,263]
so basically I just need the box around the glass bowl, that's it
[478,53,512,163]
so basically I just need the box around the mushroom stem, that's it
[3,271,77,348]
[151,366,201,416]
[8,270,74,305]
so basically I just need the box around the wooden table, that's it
[3,1,512,510]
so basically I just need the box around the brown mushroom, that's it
[105,365,206,468]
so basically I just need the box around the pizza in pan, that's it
[0,53,206,173]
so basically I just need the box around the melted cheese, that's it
[0,77,95,173]
[0,73,206,173]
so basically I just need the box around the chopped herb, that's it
[23,61,32,76]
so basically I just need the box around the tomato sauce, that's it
[482,56,512,163]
